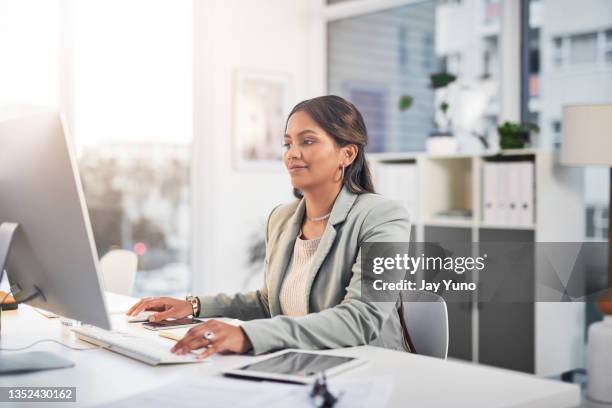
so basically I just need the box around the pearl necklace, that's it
[307,212,331,222]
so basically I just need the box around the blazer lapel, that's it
[269,199,305,316]
[304,186,358,312]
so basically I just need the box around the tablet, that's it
[223,349,367,384]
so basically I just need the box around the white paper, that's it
[96,376,301,408]
[96,375,392,408]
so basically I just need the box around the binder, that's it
[483,162,497,224]
[376,163,417,221]
[496,162,508,225]
[506,162,521,226]
[518,161,534,226]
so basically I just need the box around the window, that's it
[69,1,193,297]
[398,26,409,69]
[483,0,500,26]
[569,32,598,65]
[347,86,388,153]
[551,120,561,147]
[552,37,564,67]
[605,29,612,62]
[482,36,499,78]
[422,33,434,70]
[528,28,540,97]
[585,167,610,241]
[445,53,462,76]
[327,1,500,152]
[586,206,610,240]
[552,29,612,68]
[328,2,437,152]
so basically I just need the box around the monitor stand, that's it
[0,222,19,284]
[0,222,75,375]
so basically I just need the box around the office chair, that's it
[403,290,449,359]
[100,249,138,296]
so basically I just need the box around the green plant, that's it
[439,101,449,116]
[398,72,458,133]
[497,122,540,149]
[399,95,413,111]
[429,72,457,89]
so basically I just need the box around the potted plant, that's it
[497,122,540,150]
[427,72,458,153]
[399,72,459,154]
[429,72,457,136]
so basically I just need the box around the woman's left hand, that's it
[171,319,252,359]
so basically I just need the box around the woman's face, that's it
[283,111,349,193]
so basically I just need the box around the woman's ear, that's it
[342,144,359,167]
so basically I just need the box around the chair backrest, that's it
[402,290,449,359]
[99,249,138,296]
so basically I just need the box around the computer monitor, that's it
[0,107,110,330]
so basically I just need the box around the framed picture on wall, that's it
[233,69,292,170]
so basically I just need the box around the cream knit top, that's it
[279,234,321,317]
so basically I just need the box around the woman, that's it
[127,95,412,359]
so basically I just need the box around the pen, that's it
[310,373,339,408]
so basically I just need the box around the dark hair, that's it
[286,95,376,198]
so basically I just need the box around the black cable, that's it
[2,285,45,307]
[1,289,13,306]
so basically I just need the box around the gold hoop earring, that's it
[333,165,345,183]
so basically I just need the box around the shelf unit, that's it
[370,149,585,376]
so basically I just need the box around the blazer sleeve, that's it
[196,206,279,321]
[239,200,411,355]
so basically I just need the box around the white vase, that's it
[426,136,458,155]
[587,315,612,403]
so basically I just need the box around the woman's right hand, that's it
[126,297,193,322]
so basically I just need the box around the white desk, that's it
[0,294,580,407]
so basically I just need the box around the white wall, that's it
[193,0,325,296]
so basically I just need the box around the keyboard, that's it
[72,326,203,366]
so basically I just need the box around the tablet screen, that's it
[238,352,355,377]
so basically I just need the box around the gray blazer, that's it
[197,186,412,355]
